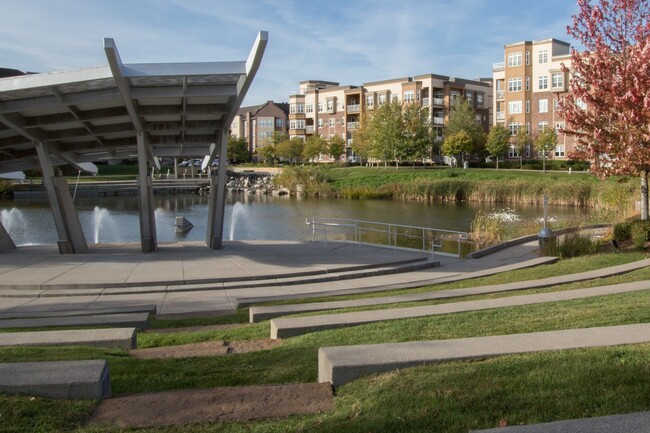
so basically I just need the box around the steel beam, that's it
[136,131,157,253]
[206,130,229,249]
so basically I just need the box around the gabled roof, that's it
[0,32,267,174]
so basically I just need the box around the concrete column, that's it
[136,131,157,253]
[206,130,229,249]
[0,220,16,251]
[34,141,88,254]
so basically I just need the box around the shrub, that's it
[613,221,632,242]
[630,220,650,250]
[554,232,601,258]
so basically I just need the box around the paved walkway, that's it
[0,239,543,315]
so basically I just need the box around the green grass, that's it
[2,253,650,432]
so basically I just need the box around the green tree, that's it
[270,131,289,146]
[534,128,558,173]
[328,135,345,162]
[444,99,485,156]
[227,135,251,164]
[485,125,511,170]
[275,137,305,165]
[368,100,404,168]
[442,131,473,166]
[402,103,432,166]
[351,112,372,166]
[302,135,327,163]
[512,129,530,169]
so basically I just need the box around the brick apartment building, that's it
[493,38,575,160]
[230,101,289,155]
[288,75,492,162]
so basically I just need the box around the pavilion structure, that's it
[0,31,268,253]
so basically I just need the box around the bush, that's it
[630,220,650,250]
[613,221,632,242]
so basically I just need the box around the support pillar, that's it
[0,220,16,251]
[34,141,88,254]
[206,131,229,249]
[136,131,157,253]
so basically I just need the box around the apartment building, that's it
[230,101,289,154]
[289,75,492,161]
[493,38,573,159]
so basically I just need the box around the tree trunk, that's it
[642,170,649,220]
[496,156,499,170]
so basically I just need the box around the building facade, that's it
[493,38,574,159]
[289,75,492,161]
[230,101,289,154]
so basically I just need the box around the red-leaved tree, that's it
[559,0,650,219]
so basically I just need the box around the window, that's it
[477,94,484,108]
[508,145,519,158]
[538,99,548,113]
[296,103,305,114]
[508,77,522,92]
[538,49,548,64]
[555,145,565,157]
[465,92,473,105]
[526,144,531,158]
[526,100,530,113]
[326,99,334,111]
[258,131,273,139]
[297,120,305,129]
[378,93,386,106]
[576,98,587,110]
[526,50,530,66]
[317,119,323,128]
[392,93,399,102]
[508,52,522,67]
[258,118,273,128]
[526,122,530,134]
[318,103,323,112]
[275,118,283,127]
[508,100,522,114]
[508,122,522,135]
[555,122,565,133]
[526,76,530,91]
[305,103,313,113]
[290,104,296,114]
[554,98,559,110]
[404,90,414,103]
[416,90,421,102]
[538,121,548,132]
[450,90,461,105]
[539,75,548,90]
[366,94,374,108]
[552,72,564,89]
[329,118,335,128]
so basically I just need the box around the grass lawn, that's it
[1,252,650,432]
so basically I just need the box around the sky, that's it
[1,0,580,107]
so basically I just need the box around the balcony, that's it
[347,104,360,113]
[433,97,444,106]
[306,125,315,133]
[496,111,505,121]
[433,117,444,125]
[493,62,505,70]
[496,91,505,100]
[347,122,360,130]
[347,139,354,146]
[422,97,430,107]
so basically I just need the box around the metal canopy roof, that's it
[0,31,267,174]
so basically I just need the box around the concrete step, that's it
[0,304,156,319]
[271,281,650,339]
[0,259,438,298]
[470,411,650,432]
[318,323,650,386]
[0,328,137,350]
[0,359,111,399]
[0,312,150,330]
[249,257,649,322]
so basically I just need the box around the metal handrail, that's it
[306,217,472,258]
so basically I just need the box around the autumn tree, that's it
[444,99,485,157]
[276,137,304,165]
[559,0,650,218]
[328,135,346,162]
[485,125,511,169]
[368,100,404,168]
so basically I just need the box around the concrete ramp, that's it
[318,323,650,386]
[470,411,650,432]
[0,359,111,399]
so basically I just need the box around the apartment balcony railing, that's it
[432,97,444,106]
[422,97,430,107]
[496,111,505,121]
[347,122,360,130]
[493,62,505,70]
[347,139,354,146]
[433,117,444,125]
[347,104,360,113]
[496,91,505,100]
[305,125,315,133]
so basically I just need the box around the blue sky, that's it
[1,0,580,106]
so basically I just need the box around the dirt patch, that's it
[130,339,281,359]
[88,383,334,427]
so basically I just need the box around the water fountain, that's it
[229,202,246,241]
[0,208,28,245]
[92,207,118,244]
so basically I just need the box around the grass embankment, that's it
[2,252,650,432]
[323,167,636,209]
